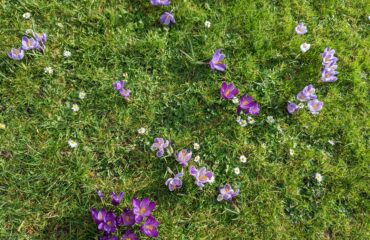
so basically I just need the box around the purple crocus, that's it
[307,99,323,115]
[287,102,299,114]
[7,48,25,60]
[119,89,131,100]
[175,149,192,167]
[140,216,159,238]
[189,166,214,188]
[91,208,107,226]
[296,84,317,102]
[33,32,47,51]
[113,81,125,91]
[132,198,156,223]
[110,192,124,206]
[247,102,260,115]
[97,190,104,199]
[21,36,37,50]
[220,82,239,100]
[321,48,337,66]
[321,48,338,82]
[209,49,226,72]
[100,236,118,240]
[151,138,170,158]
[217,184,240,201]
[113,81,130,101]
[295,22,307,35]
[121,230,138,240]
[165,173,183,191]
[321,68,338,82]
[160,12,175,26]
[237,95,260,115]
[150,0,171,6]
[101,212,117,233]
[117,208,135,226]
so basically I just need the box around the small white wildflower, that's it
[138,127,146,135]
[0,123,6,129]
[328,140,335,146]
[266,116,275,124]
[234,167,240,175]
[44,67,54,75]
[23,12,31,19]
[25,29,33,35]
[217,194,224,202]
[63,50,72,58]
[240,120,247,127]
[71,104,80,112]
[300,43,311,53]
[236,116,242,123]
[232,97,239,104]
[79,91,86,100]
[194,155,200,162]
[289,148,294,156]
[193,143,200,150]
[122,72,128,78]
[298,103,305,109]
[240,155,247,163]
[315,173,323,183]
[204,20,211,28]
[247,116,255,124]
[68,139,78,148]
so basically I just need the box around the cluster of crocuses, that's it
[150,0,175,26]
[220,82,260,115]
[90,191,159,239]
[321,47,338,82]
[113,80,131,101]
[287,84,323,115]
[8,31,47,60]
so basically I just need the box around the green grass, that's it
[1,0,369,239]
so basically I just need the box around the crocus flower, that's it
[287,102,299,114]
[33,32,47,51]
[7,48,25,60]
[117,208,135,226]
[217,184,240,202]
[121,230,138,240]
[110,192,124,206]
[307,99,323,115]
[296,84,317,102]
[237,95,254,114]
[295,22,307,35]
[300,43,311,53]
[101,212,117,233]
[113,81,125,91]
[21,36,37,50]
[151,138,169,157]
[175,149,192,167]
[100,236,118,240]
[246,102,260,115]
[90,208,106,226]
[132,198,156,223]
[220,82,239,100]
[97,190,104,199]
[209,49,226,72]
[321,47,337,66]
[165,173,183,191]
[321,68,338,82]
[189,166,214,188]
[160,12,176,26]
[140,216,159,238]
[150,0,171,6]
[119,89,131,101]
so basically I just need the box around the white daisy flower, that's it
[240,155,247,163]
[138,127,146,135]
[232,97,239,104]
[300,43,311,53]
[234,167,240,175]
[71,104,79,112]
[194,155,200,162]
[315,173,323,183]
[204,20,211,28]
[68,139,78,148]
[236,116,242,123]
[63,50,72,58]
[193,143,200,150]
[23,12,31,19]
[289,148,294,156]
[240,120,247,127]
[298,103,305,109]
[25,29,33,35]
[44,67,54,75]
[79,91,86,100]
[266,116,275,124]
[247,116,255,124]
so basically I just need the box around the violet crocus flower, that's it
[110,192,124,206]
[321,68,338,82]
[97,190,104,199]
[295,22,307,35]
[165,173,183,191]
[113,81,124,91]
[209,49,226,72]
[296,84,317,102]
[150,0,171,6]
[21,36,37,50]
[33,32,47,51]
[220,82,239,100]
[217,184,240,202]
[132,198,156,223]
[113,81,130,101]
[100,236,118,240]
[307,99,323,115]
[321,47,337,66]
[101,212,117,234]
[7,48,25,60]
[287,102,299,114]
[237,95,260,115]
[189,166,214,188]
[160,12,176,26]
[321,48,338,82]
[151,138,170,157]
[117,208,135,226]
[119,89,131,100]
[175,149,192,167]
[90,208,107,226]
[140,216,159,238]
[121,230,138,240]
[247,102,260,115]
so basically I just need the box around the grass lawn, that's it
[1,0,369,239]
